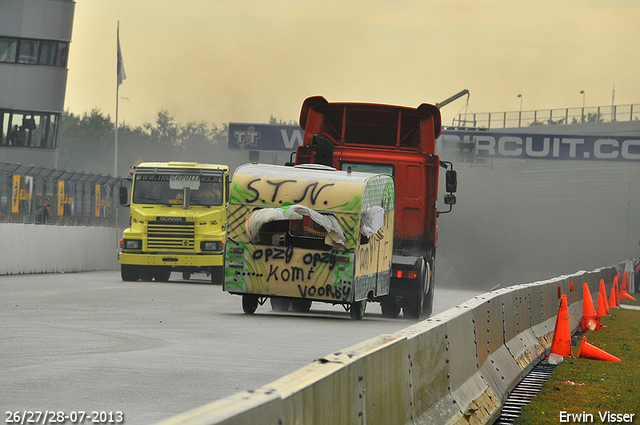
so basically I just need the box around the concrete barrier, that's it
[154,267,616,425]
[0,223,119,275]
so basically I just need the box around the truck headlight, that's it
[201,241,224,251]
[123,239,142,250]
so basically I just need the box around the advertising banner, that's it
[11,175,21,214]
[94,185,111,218]
[95,184,101,218]
[228,123,302,151]
[57,181,65,216]
[227,123,640,162]
[439,130,640,162]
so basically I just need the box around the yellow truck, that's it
[224,163,394,319]
[118,162,230,283]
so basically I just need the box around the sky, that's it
[65,0,640,129]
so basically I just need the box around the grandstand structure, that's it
[453,103,640,130]
[0,0,75,168]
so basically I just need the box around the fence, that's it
[0,161,122,227]
[454,103,640,129]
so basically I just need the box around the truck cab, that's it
[294,96,457,318]
[119,162,230,283]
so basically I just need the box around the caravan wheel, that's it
[349,300,366,320]
[242,295,259,315]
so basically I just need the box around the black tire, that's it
[242,295,259,314]
[403,300,421,319]
[270,297,291,312]
[140,268,153,281]
[291,300,312,313]
[403,260,426,319]
[182,271,191,280]
[422,263,434,318]
[153,267,171,282]
[211,266,224,285]
[349,300,366,320]
[121,265,140,282]
[381,304,401,318]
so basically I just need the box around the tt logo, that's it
[182,240,189,246]
[233,126,260,149]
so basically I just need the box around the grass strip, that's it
[515,296,640,425]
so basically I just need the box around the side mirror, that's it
[119,186,129,206]
[446,170,457,193]
[437,161,457,217]
[444,194,456,205]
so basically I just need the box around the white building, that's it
[0,0,75,168]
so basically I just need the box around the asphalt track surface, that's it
[2,271,483,424]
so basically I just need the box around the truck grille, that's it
[147,221,195,250]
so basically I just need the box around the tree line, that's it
[57,109,295,177]
[57,108,233,177]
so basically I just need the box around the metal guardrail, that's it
[156,266,618,425]
[454,104,640,129]
[0,161,122,226]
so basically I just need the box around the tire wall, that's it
[155,266,617,425]
[0,223,119,275]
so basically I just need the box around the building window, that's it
[38,40,56,66]
[0,37,18,63]
[18,39,39,64]
[0,110,59,149]
[55,42,68,67]
[0,37,68,67]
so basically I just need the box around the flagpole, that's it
[115,21,120,177]
[115,21,127,254]
[115,21,121,254]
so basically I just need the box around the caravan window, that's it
[251,211,336,251]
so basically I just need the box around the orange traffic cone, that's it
[581,282,601,331]
[619,271,637,301]
[577,336,621,362]
[619,291,637,301]
[609,286,618,309]
[595,292,608,328]
[596,292,608,317]
[549,295,573,363]
[599,279,610,316]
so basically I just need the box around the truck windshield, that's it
[133,176,223,206]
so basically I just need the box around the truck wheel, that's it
[291,300,312,313]
[182,271,191,280]
[211,266,224,285]
[270,297,291,312]
[121,265,140,282]
[381,305,401,318]
[242,295,259,314]
[153,267,171,282]
[140,268,153,281]
[403,298,422,319]
[349,300,366,320]
[422,277,435,318]
[403,261,427,319]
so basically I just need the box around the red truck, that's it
[292,96,457,318]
